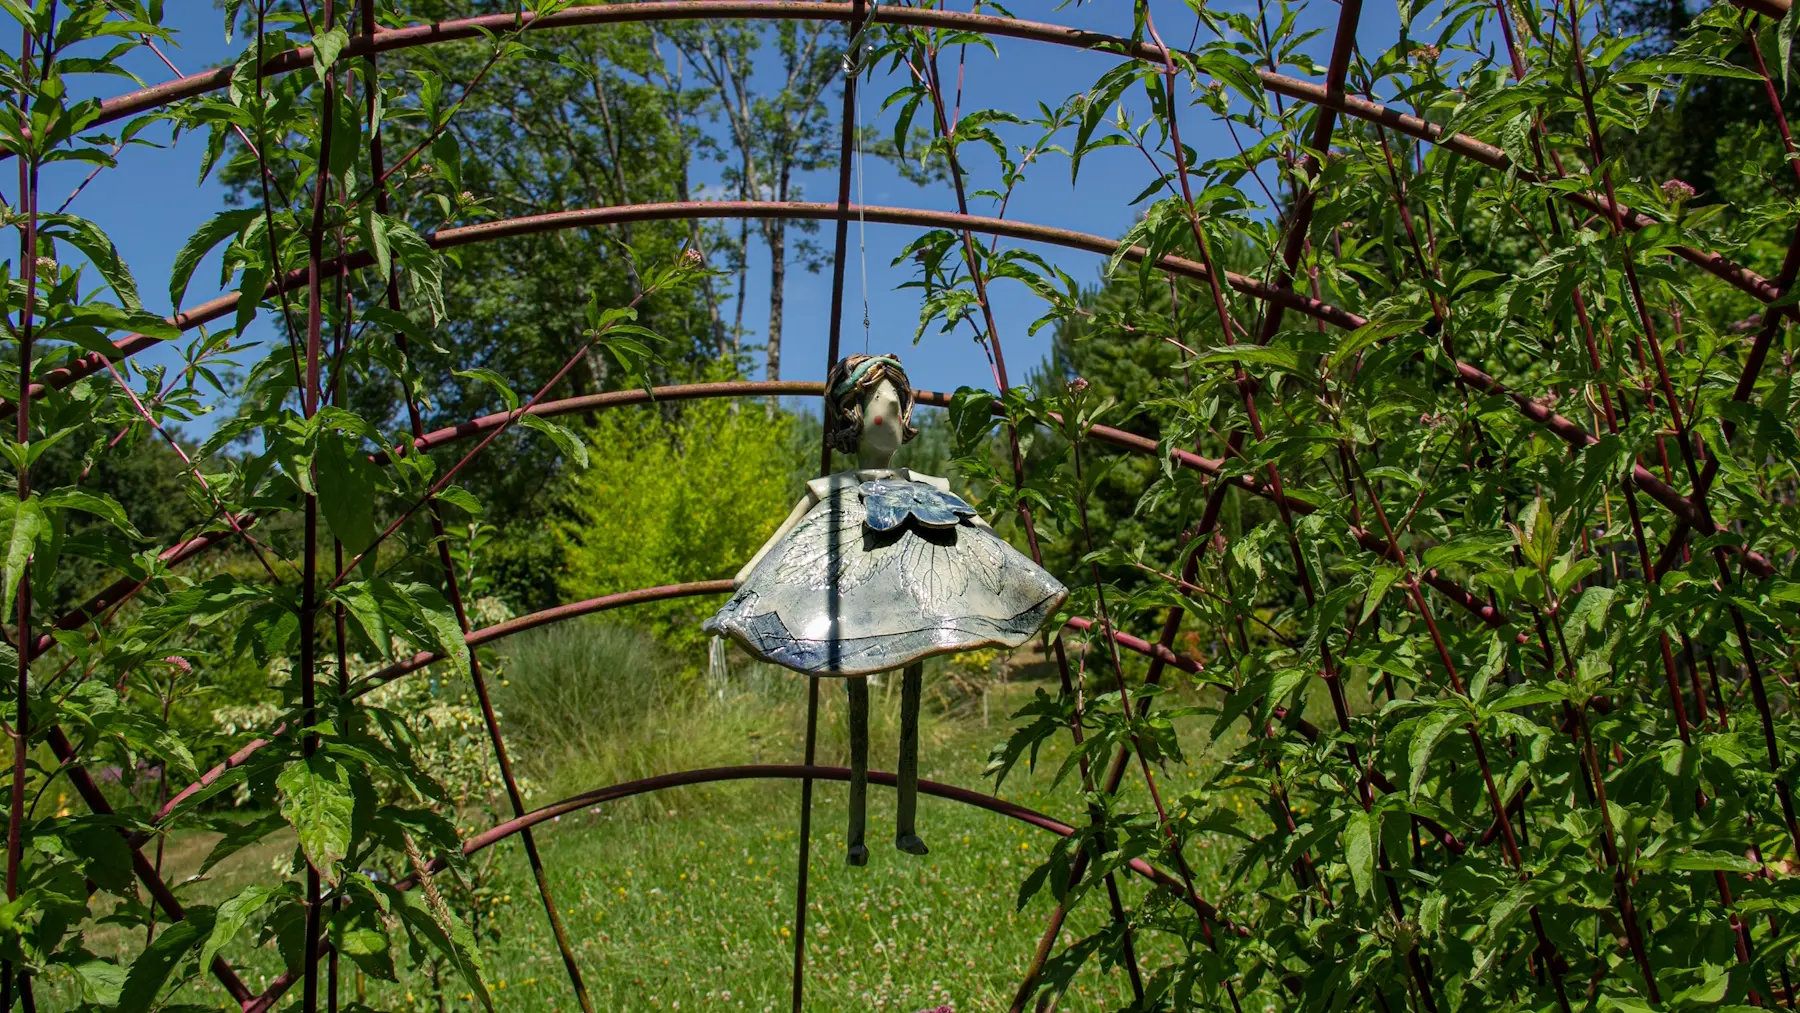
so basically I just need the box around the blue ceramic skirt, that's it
[704,479,1068,676]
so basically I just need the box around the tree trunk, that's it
[764,218,786,417]
[732,217,749,357]
[764,161,793,415]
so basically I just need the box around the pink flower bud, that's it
[1662,179,1697,203]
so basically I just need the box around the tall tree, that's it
[666,19,844,383]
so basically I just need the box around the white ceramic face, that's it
[859,378,905,464]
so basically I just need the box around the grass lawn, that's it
[47,634,1256,1013]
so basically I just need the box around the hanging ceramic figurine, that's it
[705,353,1069,865]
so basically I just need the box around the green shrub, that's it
[550,393,806,650]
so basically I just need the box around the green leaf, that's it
[315,431,379,560]
[1408,708,1462,799]
[65,823,135,893]
[1341,808,1376,899]
[44,214,143,309]
[276,755,356,886]
[0,496,47,620]
[359,208,392,282]
[1612,54,1762,85]
[168,208,258,309]
[39,487,143,539]
[519,413,589,469]
[407,584,470,681]
[1669,851,1762,874]
[118,914,211,1013]
[199,813,287,876]
[1468,635,1509,703]
[1770,11,1795,93]
[1422,531,1514,570]
[1360,566,1400,625]
[1560,585,1615,646]
[198,884,280,976]
[333,896,396,981]
[312,26,349,80]
[390,889,494,1012]
[386,221,445,322]
[434,486,483,517]
[454,368,520,412]
[61,952,125,1006]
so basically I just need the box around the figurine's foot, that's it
[896,833,929,856]
[847,843,869,866]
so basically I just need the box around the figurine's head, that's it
[825,353,918,463]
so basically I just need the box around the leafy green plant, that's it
[6,0,1800,1011]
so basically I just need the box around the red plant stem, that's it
[97,359,285,582]
[299,4,336,1010]
[1069,439,1219,959]
[8,14,37,925]
[1566,3,1800,860]
[1257,0,1361,343]
[356,5,596,1005]
[1349,457,1581,1007]
[1144,3,1440,1007]
[1489,24,1754,931]
[902,32,1150,1007]
[253,0,307,391]
[1143,4,1438,1005]
[1680,24,1800,520]
[1129,0,1360,910]
[328,286,652,588]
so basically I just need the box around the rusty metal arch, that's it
[18,197,1752,574]
[235,764,1242,1013]
[15,200,1350,406]
[32,1,1777,303]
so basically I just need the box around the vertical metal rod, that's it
[790,678,820,1013]
[794,1,866,1007]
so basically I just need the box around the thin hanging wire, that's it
[857,29,871,352]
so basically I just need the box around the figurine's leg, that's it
[896,662,929,855]
[846,676,869,866]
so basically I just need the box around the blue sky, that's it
[33,0,1416,433]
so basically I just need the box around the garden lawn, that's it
[62,672,1254,1013]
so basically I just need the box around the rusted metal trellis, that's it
[13,0,1800,1010]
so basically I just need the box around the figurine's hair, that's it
[824,353,920,454]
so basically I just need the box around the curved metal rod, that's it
[396,379,1523,624]
[239,763,1244,1013]
[1062,615,1471,854]
[350,580,738,695]
[14,200,1347,410]
[152,580,733,823]
[50,2,1775,302]
[449,765,1238,927]
[29,521,248,660]
[30,199,1748,572]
